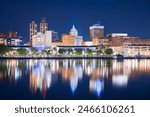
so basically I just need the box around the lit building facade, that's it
[107,33,142,47]
[6,37,22,46]
[81,41,93,46]
[40,18,48,34]
[89,23,104,40]
[74,36,83,46]
[61,25,83,46]
[32,32,45,46]
[62,34,74,46]
[30,21,37,45]
[70,25,78,37]
[0,32,24,46]
[45,31,52,47]
[0,32,17,38]
[32,31,52,47]
[57,45,97,51]
[123,43,150,57]
[107,33,128,46]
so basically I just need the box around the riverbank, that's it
[0,56,150,59]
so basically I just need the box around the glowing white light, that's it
[112,75,128,87]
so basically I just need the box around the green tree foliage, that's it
[67,49,73,54]
[17,48,28,56]
[86,49,92,56]
[75,49,82,56]
[105,48,113,55]
[0,44,10,56]
[58,49,66,54]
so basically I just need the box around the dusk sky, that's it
[0,0,150,42]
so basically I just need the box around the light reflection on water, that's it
[0,59,150,99]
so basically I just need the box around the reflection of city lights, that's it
[74,66,83,80]
[89,79,104,97]
[70,76,78,93]
[112,75,128,87]
[95,80,103,96]
[15,68,19,80]
[2,59,150,98]
[46,72,52,88]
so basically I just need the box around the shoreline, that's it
[0,56,150,59]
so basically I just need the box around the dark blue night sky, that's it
[0,0,150,42]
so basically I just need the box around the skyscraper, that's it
[89,23,104,40]
[30,21,37,45]
[70,25,78,37]
[40,18,48,34]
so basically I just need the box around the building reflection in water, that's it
[89,79,104,97]
[29,60,59,97]
[1,59,150,97]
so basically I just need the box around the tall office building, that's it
[30,21,37,45]
[52,31,59,42]
[40,18,48,34]
[70,25,78,37]
[89,23,104,40]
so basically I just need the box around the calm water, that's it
[0,59,150,100]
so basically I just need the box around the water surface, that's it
[0,59,150,100]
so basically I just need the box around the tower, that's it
[40,18,48,34]
[89,23,104,40]
[30,21,37,45]
[70,25,78,37]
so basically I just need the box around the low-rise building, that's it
[51,41,62,46]
[123,43,150,57]
[62,34,74,46]
[6,37,22,46]
[81,41,93,46]
[0,32,17,38]
[57,45,97,51]
[32,31,52,47]
[109,46,124,55]
[32,32,45,46]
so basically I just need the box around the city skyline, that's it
[0,0,150,41]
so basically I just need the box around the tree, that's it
[31,47,38,55]
[41,50,46,56]
[86,49,92,56]
[67,49,73,54]
[104,48,113,55]
[75,49,82,56]
[58,49,66,55]
[96,46,104,56]
[0,44,10,56]
[17,48,28,56]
